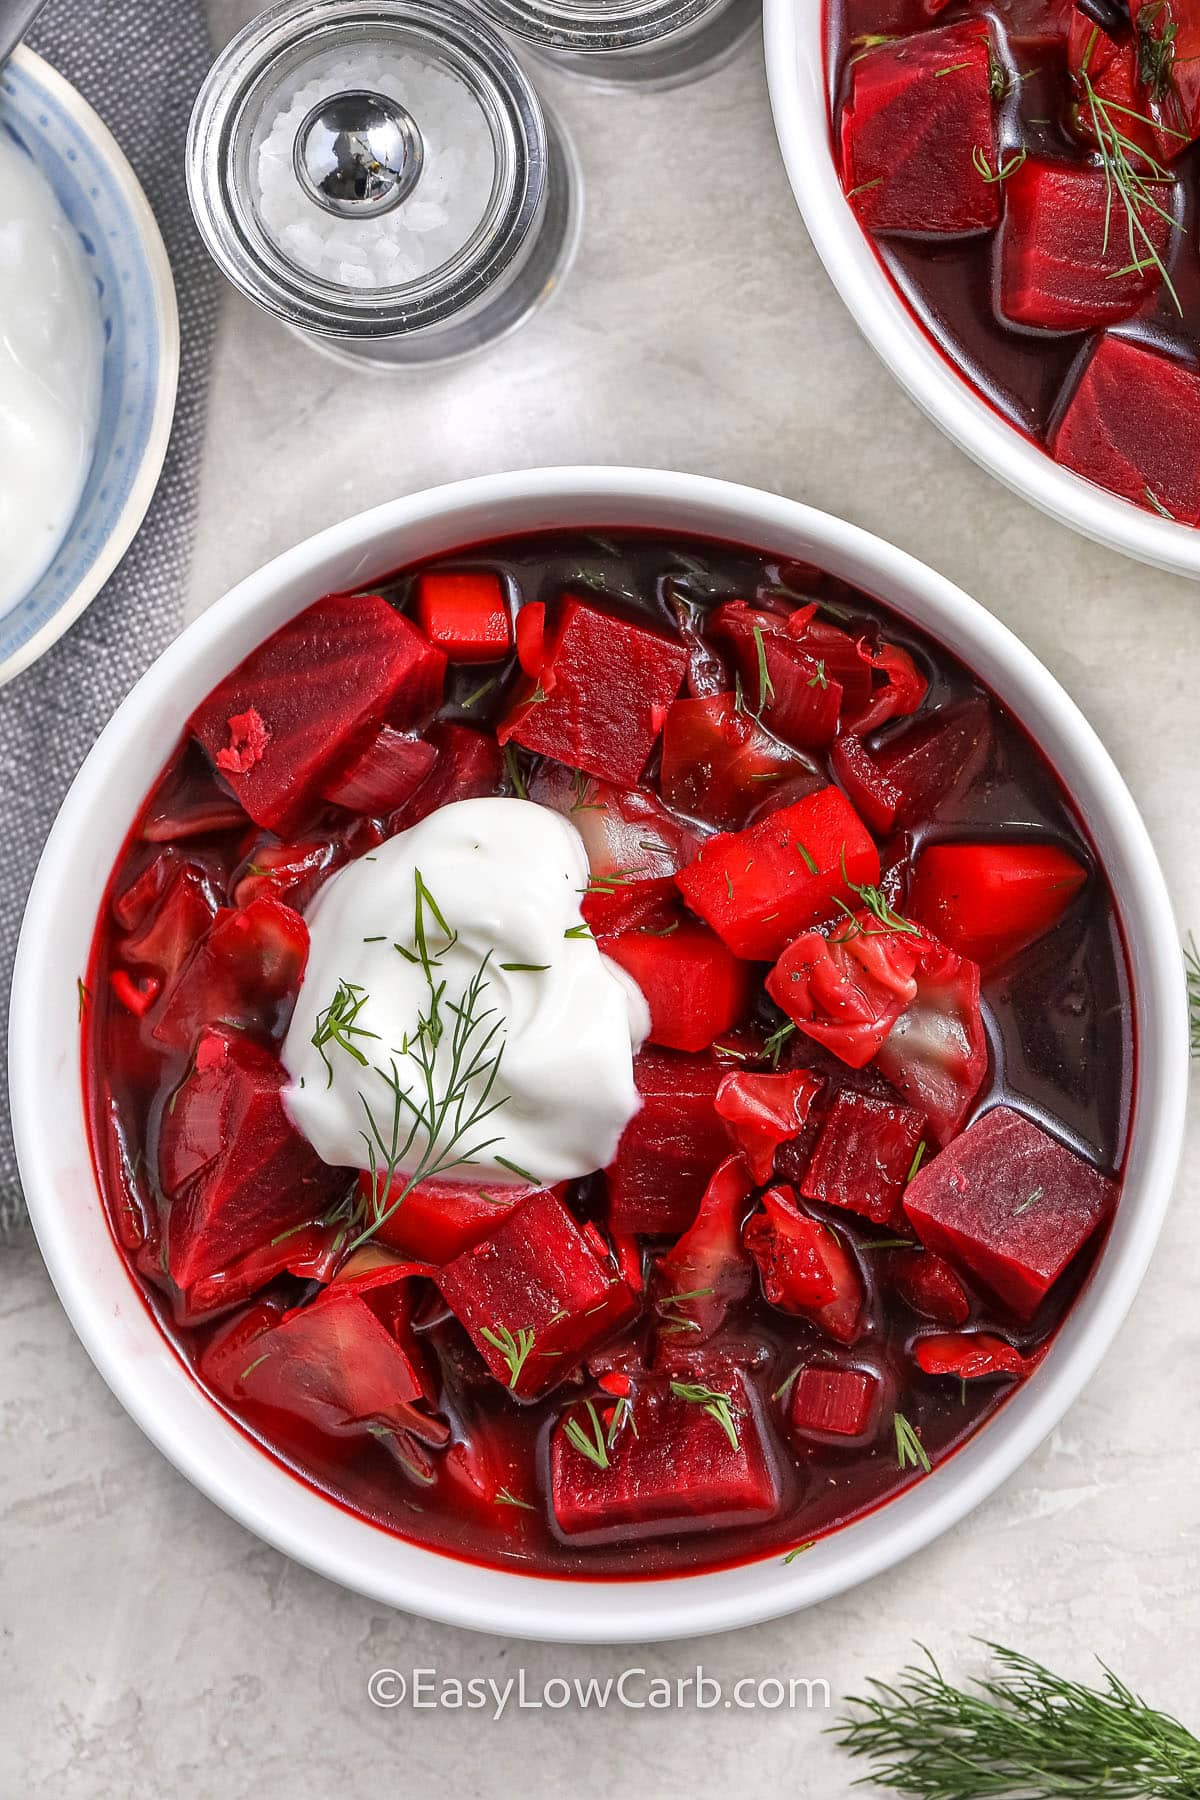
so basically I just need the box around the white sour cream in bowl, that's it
[0,134,103,618]
[282,796,650,1187]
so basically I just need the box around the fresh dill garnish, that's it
[1013,1185,1044,1216]
[562,1398,611,1469]
[751,623,775,712]
[783,1542,815,1564]
[806,660,828,690]
[362,935,386,943]
[773,1364,802,1402]
[796,840,819,875]
[496,1154,540,1183]
[311,980,379,1087]
[1138,0,1179,105]
[502,743,528,800]
[833,1641,1200,1799]
[725,870,735,901]
[838,850,922,937]
[971,144,1027,184]
[847,175,885,198]
[1187,933,1200,1056]
[669,1380,740,1450]
[906,1139,927,1184]
[934,60,972,77]
[239,1352,271,1383]
[499,962,550,973]
[563,922,593,940]
[894,1411,932,1474]
[858,1236,921,1252]
[495,1487,535,1511]
[76,977,90,1020]
[480,1323,535,1388]
[639,920,680,937]
[460,675,497,711]
[1078,31,1185,316]
[764,1018,796,1068]
[570,768,602,812]
[1145,483,1176,519]
[326,872,517,1254]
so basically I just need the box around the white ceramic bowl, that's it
[0,48,179,682]
[11,469,1188,1643]
[763,5,1200,579]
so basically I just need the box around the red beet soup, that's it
[82,531,1133,1578]
[827,0,1200,525]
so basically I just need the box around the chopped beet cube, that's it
[355,1172,536,1263]
[675,787,880,961]
[879,1245,971,1326]
[830,732,904,836]
[1049,333,1200,524]
[903,1105,1117,1318]
[606,1050,729,1236]
[766,910,923,1068]
[318,727,438,815]
[906,840,1089,968]
[413,570,512,663]
[743,1185,866,1343]
[190,593,446,834]
[789,1364,882,1443]
[913,1330,1032,1381]
[601,922,752,1053]
[660,692,817,830]
[151,897,309,1051]
[655,1154,755,1341]
[514,600,544,676]
[161,1027,348,1291]
[438,1190,636,1398]
[497,596,687,787]
[549,1372,779,1544]
[120,864,218,986]
[871,698,991,827]
[839,22,1001,237]
[874,934,988,1144]
[999,157,1177,331]
[390,721,503,829]
[801,1089,927,1226]
[715,1068,824,1184]
[708,601,844,750]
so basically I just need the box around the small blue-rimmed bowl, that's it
[0,47,179,684]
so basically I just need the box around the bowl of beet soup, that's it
[766,0,1200,576]
[10,468,1187,1642]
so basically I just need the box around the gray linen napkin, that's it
[0,0,219,1233]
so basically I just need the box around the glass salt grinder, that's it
[474,0,759,89]
[187,0,581,368]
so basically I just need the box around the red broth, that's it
[826,0,1200,525]
[82,531,1133,1578]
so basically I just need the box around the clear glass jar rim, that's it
[186,0,548,338]
[476,0,724,51]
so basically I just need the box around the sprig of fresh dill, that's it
[833,1642,1200,1798]
[1077,27,1185,316]
[322,870,518,1253]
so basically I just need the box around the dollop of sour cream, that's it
[282,797,650,1188]
[0,137,103,617]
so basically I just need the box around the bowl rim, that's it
[762,2,1200,580]
[11,467,1189,1643]
[0,47,181,686]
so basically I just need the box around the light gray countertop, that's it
[3,7,1199,1795]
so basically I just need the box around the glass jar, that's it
[187,0,581,367]
[476,0,759,88]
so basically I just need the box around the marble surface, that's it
[3,5,1199,1795]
